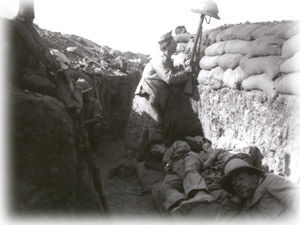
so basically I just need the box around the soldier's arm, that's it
[91,98,103,121]
[264,174,299,209]
[83,99,103,126]
[153,57,190,85]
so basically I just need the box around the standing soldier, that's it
[75,79,104,151]
[134,31,192,158]
[11,0,59,96]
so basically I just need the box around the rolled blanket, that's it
[205,41,227,56]
[275,73,300,95]
[280,51,300,73]
[224,40,252,55]
[217,53,243,69]
[242,73,276,98]
[199,55,219,70]
[247,36,284,57]
[240,56,281,80]
[281,34,300,59]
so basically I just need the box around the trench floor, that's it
[94,136,158,216]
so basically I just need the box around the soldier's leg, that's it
[146,95,161,124]
[181,152,208,197]
[151,173,186,212]
[90,122,103,151]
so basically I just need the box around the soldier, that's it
[220,158,299,219]
[10,0,59,96]
[150,138,242,215]
[76,79,104,151]
[134,31,192,155]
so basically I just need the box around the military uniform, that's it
[152,141,225,212]
[11,17,58,96]
[135,52,189,121]
[81,96,104,150]
[242,173,299,219]
[152,141,243,213]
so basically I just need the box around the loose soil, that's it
[94,136,158,216]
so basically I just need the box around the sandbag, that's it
[247,36,284,57]
[205,41,227,56]
[205,28,222,45]
[210,67,224,81]
[217,53,243,69]
[242,73,276,98]
[233,66,249,83]
[281,34,300,59]
[233,23,262,41]
[250,21,299,39]
[280,51,300,73]
[224,40,252,55]
[197,69,212,85]
[216,24,244,41]
[221,67,248,89]
[199,55,219,70]
[250,22,275,39]
[272,21,300,40]
[275,73,300,95]
[174,33,194,43]
[240,56,281,79]
[222,69,238,89]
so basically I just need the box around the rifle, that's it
[183,14,205,95]
[76,114,109,214]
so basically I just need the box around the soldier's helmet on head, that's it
[75,78,92,93]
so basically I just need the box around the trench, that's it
[8,16,300,217]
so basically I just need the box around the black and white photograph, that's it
[0,0,300,224]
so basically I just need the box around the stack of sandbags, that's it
[275,23,300,96]
[198,21,300,97]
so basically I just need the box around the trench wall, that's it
[193,21,300,182]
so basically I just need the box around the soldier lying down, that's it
[150,136,265,216]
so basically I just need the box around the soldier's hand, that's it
[184,66,193,73]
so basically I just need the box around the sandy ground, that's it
[94,136,158,217]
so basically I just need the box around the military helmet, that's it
[191,0,220,20]
[75,78,92,93]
